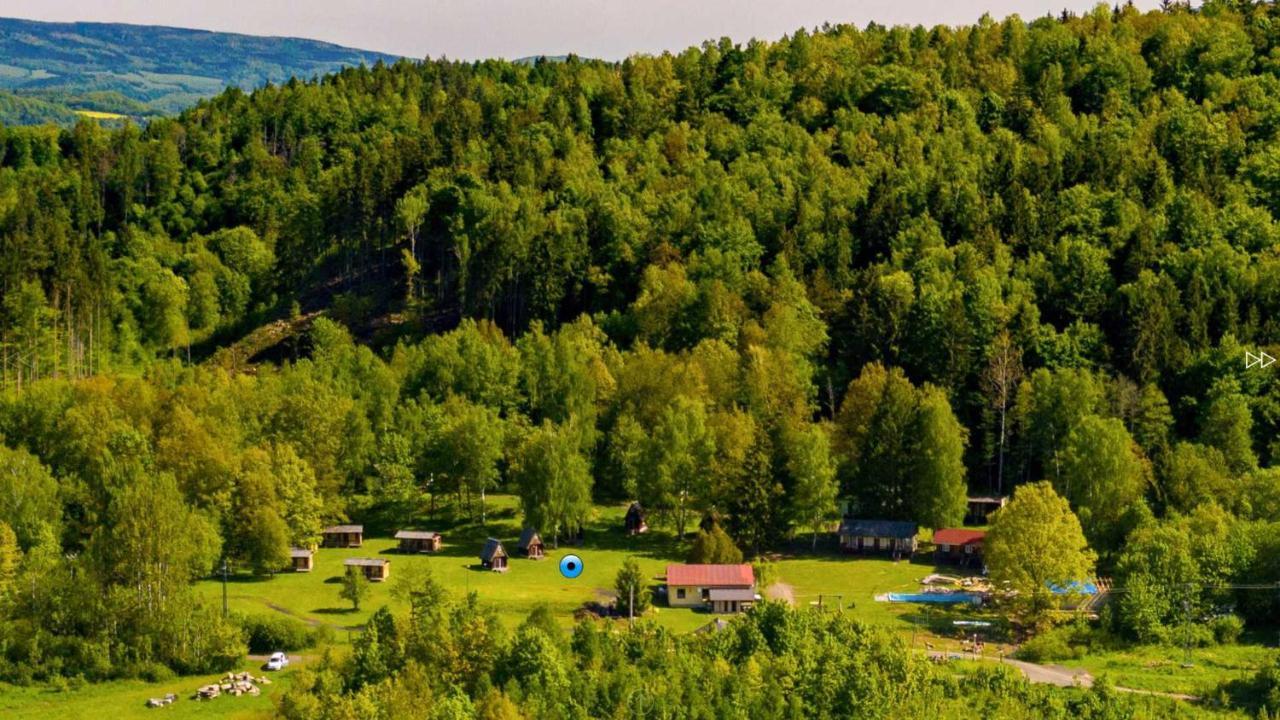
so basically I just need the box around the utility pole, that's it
[221,557,229,617]
[1181,593,1193,667]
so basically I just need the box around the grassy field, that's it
[1069,642,1276,697]
[73,109,128,120]
[193,495,958,638]
[16,494,1272,716]
[0,662,300,720]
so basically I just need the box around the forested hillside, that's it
[2,1,1280,715]
[0,16,398,125]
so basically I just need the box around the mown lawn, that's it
[192,495,958,638]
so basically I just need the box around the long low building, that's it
[666,563,756,613]
[321,524,363,548]
[344,557,390,582]
[838,519,918,557]
[395,530,442,553]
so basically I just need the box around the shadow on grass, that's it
[313,607,358,615]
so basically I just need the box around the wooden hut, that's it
[480,538,508,572]
[518,527,545,559]
[965,496,1007,525]
[395,530,442,553]
[344,557,390,582]
[289,547,314,572]
[321,524,363,548]
[624,502,648,535]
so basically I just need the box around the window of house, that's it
[676,588,686,599]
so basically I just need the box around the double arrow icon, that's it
[1246,350,1276,369]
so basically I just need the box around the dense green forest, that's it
[0,16,398,125]
[3,1,1280,716]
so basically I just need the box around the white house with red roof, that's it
[665,563,756,613]
[932,528,985,567]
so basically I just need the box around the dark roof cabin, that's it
[321,524,363,548]
[344,557,390,582]
[966,496,1007,525]
[480,538,508,572]
[395,530,442,553]
[624,502,648,535]
[838,519,918,557]
[518,527,545,559]
[289,547,314,572]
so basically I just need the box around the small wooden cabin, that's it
[321,524,363,548]
[344,557,390,582]
[518,527,545,559]
[395,530,442,553]
[624,502,648,535]
[289,547,314,572]
[838,519,918,558]
[933,528,985,567]
[965,496,1007,525]
[480,538,508,572]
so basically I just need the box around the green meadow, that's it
[193,495,951,638]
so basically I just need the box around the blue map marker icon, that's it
[559,554,584,579]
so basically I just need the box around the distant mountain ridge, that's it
[0,16,402,125]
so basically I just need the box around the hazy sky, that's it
[1,1,1167,61]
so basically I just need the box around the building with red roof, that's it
[932,528,985,567]
[665,564,756,613]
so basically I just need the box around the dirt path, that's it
[259,599,364,631]
[764,582,796,605]
[927,652,1200,702]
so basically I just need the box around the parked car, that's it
[266,652,289,671]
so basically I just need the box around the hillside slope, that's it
[0,16,401,124]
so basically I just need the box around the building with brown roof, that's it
[289,547,314,572]
[395,530,442,553]
[344,557,390,582]
[321,524,363,548]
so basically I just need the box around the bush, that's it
[1210,614,1244,645]
[1016,628,1079,663]
[235,613,318,654]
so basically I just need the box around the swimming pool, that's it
[884,592,984,605]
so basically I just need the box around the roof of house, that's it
[838,519,919,539]
[933,528,986,546]
[344,557,388,567]
[518,527,542,549]
[395,530,440,540]
[666,564,755,588]
[480,538,506,562]
[289,548,313,558]
[708,587,757,601]
[967,496,1007,505]
[323,524,363,534]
